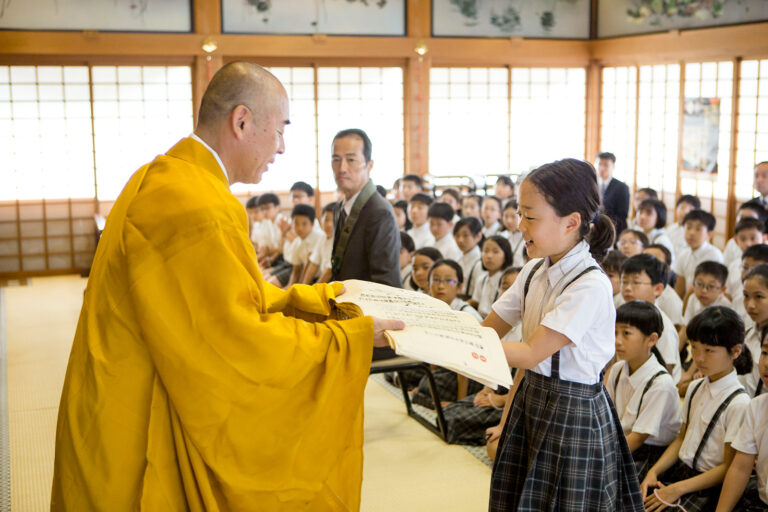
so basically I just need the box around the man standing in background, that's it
[597,151,630,234]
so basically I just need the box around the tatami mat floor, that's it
[2,276,490,511]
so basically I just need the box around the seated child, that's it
[500,200,525,267]
[439,188,462,221]
[642,307,752,512]
[673,209,724,298]
[399,231,416,291]
[302,203,335,284]
[253,192,283,267]
[408,247,443,293]
[716,331,768,511]
[461,194,483,220]
[621,254,682,383]
[411,259,484,410]
[667,195,701,257]
[683,261,731,324]
[480,196,502,237]
[399,173,424,202]
[723,200,768,268]
[453,217,484,298]
[469,235,512,318]
[393,200,412,231]
[726,218,766,303]
[741,265,768,398]
[428,202,462,261]
[280,204,324,287]
[407,193,435,250]
[494,176,516,205]
[636,198,675,262]
[617,229,649,258]
[606,301,683,482]
[245,195,261,245]
[632,187,658,226]
[602,249,628,308]
[644,244,684,329]
[733,245,768,330]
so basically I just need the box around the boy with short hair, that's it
[400,231,416,290]
[254,193,285,268]
[461,194,483,220]
[245,195,262,244]
[723,200,768,267]
[428,202,462,261]
[672,209,724,297]
[289,181,314,205]
[302,203,335,284]
[726,217,766,301]
[407,193,435,250]
[494,176,515,204]
[667,195,701,256]
[683,261,731,325]
[281,204,324,288]
[400,173,424,202]
[602,249,628,308]
[644,244,685,329]
[621,254,682,383]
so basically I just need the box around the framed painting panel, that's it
[221,0,406,36]
[432,0,591,39]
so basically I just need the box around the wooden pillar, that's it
[405,0,431,177]
[585,59,601,162]
[192,0,222,125]
[726,57,742,238]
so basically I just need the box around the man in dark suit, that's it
[330,128,401,360]
[597,152,630,234]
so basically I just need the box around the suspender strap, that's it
[686,380,705,425]
[331,179,376,277]
[636,371,668,417]
[756,380,764,398]
[691,387,748,471]
[465,260,479,296]
[614,366,623,391]
[522,260,544,307]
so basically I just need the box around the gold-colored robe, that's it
[51,138,374,511]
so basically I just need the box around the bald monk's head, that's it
[195,62,290,185]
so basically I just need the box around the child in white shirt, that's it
[461,194,482,221]
[723,200,768,268]
[453,217,484,298]
[642,307,752,512]
[428,202,462,261]
[667,195,701,257]
[741,265,768,398]
[406,193,435,250]
[282,204,324,287]
[480,195,502,237]
[683,261,731,323]
[607,301,683,482]
[726,218,766,303]
[716,333,768,511]
[636,198,675,262]
[644,244,685,328]
[500,200,525,267]
[469,235,512,318]
[672,209,724,298]
[302,204,335,284]
[620,254,682,383]
[602,249,628,308]
[408,247,443,293]
[734,245,768,331]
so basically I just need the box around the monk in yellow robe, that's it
[51,62,401,511]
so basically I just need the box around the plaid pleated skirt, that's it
[489,370,644,512]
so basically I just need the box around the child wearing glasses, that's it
[683,262,731,324]
[617,229,649,258]
[620,254,682,383]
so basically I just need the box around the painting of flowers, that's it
[432,0,591,39]
[599,0,768,38]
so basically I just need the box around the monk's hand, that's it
[372,317,405,347]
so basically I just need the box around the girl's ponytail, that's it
[734,343,754,375]
[587,212,616,264]
[650,345,667,370]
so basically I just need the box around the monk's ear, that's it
[230,105,250,140]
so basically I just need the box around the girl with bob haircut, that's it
[483,158,644,510]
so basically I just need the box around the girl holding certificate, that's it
[482,159,644,511]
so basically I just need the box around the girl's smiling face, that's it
[482,239,506,273]
[517,180,581,263]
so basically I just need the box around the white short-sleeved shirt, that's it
[657,308,682,384]
[739,326,763,398]
[614,292,625,308]
[656,286,684,326]
[407,222,435,250]
[250,220,262,244]
[667,223,686,257]
[605,358,682,446]
[284,229,324,266]
[672,242,724,289]
[727,258,743,300]
[482,221,501,238]
[450,297,483,322]
[472,270,503,318]
[252,218,283,250]
[309,235,333,276]
[683,293,732,324]
[501,321,522,342]
[723,237,742,268]
[434,233,463,262]
[459,246,483,296]
[732,394,768,504]
[679,371,750,472]
[491,240,615,385]
[648,228,676,263]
